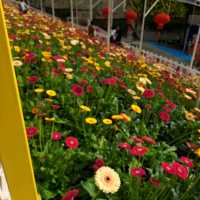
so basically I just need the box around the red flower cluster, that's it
[161,160,191,180]
[143,89,155,99]
[27,75,39,84]
[130,167,146,177]
[130,146,149,156]
[61,189,80,200]
[118,142,131,150]
[93,159,105,171]
[65,136,79,149]
[26,127,38,139]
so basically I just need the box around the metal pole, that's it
[123,0,126,11]
[107,0,112,50]
[139,0,147,50]
[70,0,74,26]
[40,0,43,12]
[51,0,55,19]
[75,0,78,24]
[190,25,200,68]
[90,0,93,22]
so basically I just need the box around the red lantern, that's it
[102,7,111,17]
[154,12,171,30]
[125,10,138,22]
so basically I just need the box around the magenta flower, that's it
[26,127,38,139]
[130,167,146,177]
[52,132,62,141]
[71,84,84,96]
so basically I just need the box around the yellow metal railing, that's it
[0,0,40,199]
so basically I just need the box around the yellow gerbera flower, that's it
[34,88,44,93]
[80,105,91,112]
[85,117,97,124]
[104,61,111,67]
[111,115,123,120]
[13,60,23,67]
[45,117,55,122]
[120,113,131,122]
[65,73,73,80]
[132,96,141,100]
[42,51,51,60]
[14,46,20,52]
[46,90,57,97]
[195,148,200,157]
[185,111,196,121]
[103,119,113,125]
[131,104,142,114]
[95,166,121,194]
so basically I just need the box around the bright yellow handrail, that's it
[0,1,40,199]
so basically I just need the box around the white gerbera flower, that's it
[95,166,121,194]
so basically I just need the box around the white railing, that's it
[5,0,200,76]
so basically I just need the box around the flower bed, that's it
[4,3,200,200]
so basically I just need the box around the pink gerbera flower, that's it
[130,167,146,177]
[130,146,149,156]
[26,127,38,139]
[52,132,62,141]
[71,84,84,96]
[65,136,79,149]
[61,189,80,200]
[180,156,193,168]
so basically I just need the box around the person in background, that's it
[88,20,95,37]
[110,26,122,45]
[19,0,29,14]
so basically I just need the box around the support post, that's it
[40,0,43,12]
[90,0,93,22]
[190,25,200,68]
[107,0,112,50]
[139,0,147,50]
[0,1,40,199]
[51,0,55,19]
[70,0,74,27]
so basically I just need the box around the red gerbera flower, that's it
[93,159,105,171]
[161,162,176,175]
[27,75,39,84]
[142,136,156,145]
[86,85,94,93]
[130,167,146,177]
[65,136,79,149]
[165,99,176,110]
[71,84,84,96]
[131,136,144,144]
[52,132,62,141]
[26,127,38,139]
[130,146,149,156]
[180,156,193,168]
[172,161,189,180]
[102,77,118,85]
[159,111,170,123]
[52,104,60,110]
[162,105,172,113]
[61,189,80,200]
[143,89,155,99]
[118,142,131,150]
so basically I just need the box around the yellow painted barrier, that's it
[0,1,40,199]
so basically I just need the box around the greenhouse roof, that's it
[177,0,200,6]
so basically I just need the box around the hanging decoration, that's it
[125,10,138,23]
[102,7,111,17]
[154,12,171,30]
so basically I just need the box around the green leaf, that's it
[81,178,97,198]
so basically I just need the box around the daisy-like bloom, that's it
[104,61,111,67]
[34,88,44,93]
[161,162,176,175]
[85,117,97,124]
[143,89,155,99]
[111,115,123,120]
[26,127,38,139]
[103,119,112,125]
[131,104,142,114]
[130,167,146,177]
[172,161,189,180]
[185,111,196,121]
[46,90,57,97]
[195,148,200,157]
[159,111,170,123]
[180,156,193,168]
[45,117,55,122]
[65,68,73,73]
[61,189,80,200]
[71,84,84,97]
[95,166,121,194]
[120,113,131,122]
[65,136,79,149]
[80,105,91,112]
[127,89,136,96]
[52,132,62,141]
[70,39,79,45]
[13,60,23,67]
[130,146,149,156]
